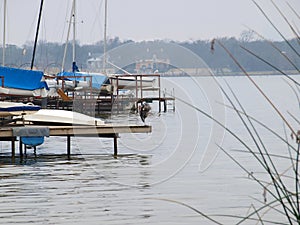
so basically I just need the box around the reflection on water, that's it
[0,76,299,224]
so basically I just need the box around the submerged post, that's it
[113,134,118,157]
[164,100,167,112]
[67,135,71,158]
[19,139,23,158]
[11,138,15,158]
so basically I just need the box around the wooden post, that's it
[140,75,143,99]
[158,100,161,113]
[19,139,23,158]
[67,135,71,159]
[164,100,167,112]
[113,134,118,157]
[11,138,15,158]
[116,77,119,113]
[158,75,161,112]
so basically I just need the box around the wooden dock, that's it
[135,97,175,112]
[0,124,151,158]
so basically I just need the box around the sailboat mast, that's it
[31,0,44,70]
[2,0,6,66]
[61,0,75,72]
[103,0,107,74]
[72,0,76,63]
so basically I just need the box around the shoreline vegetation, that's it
[0,37,299,75]
[160,70,299,77]
[213,70,299,76]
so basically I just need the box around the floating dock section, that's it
[0,124,151,158]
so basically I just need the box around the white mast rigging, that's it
[61,0,76,72]
[2,0,6,66]
[103,0,107,74]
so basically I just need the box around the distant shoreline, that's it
[161,70,299,77]
[216,70,299,76]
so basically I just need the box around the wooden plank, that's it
[57,88,72,101]
[47,125,151,136]
[136,97,175,103]
[0,125,151,137]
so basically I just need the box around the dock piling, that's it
[113,134,118,157]
[19,140,23,158]
[67,135,71,159]
[11,138,15,158]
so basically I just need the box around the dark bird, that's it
[139,102,151,123]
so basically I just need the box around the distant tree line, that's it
[180,37,300,74]
[0,36,299,74]
[0,37,131,72]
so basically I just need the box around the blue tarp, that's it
[0,66,48,90]
[57,71,108,89]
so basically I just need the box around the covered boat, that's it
[0,66,48,97]
[0,101,41,117]
[45,71,109,96]
[56,71,108,89]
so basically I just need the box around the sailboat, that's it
[0,1,42,119]
[44,0,108,96]
[0,0,48,97]
[100,0,157,91]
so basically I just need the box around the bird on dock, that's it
[139,102,151,123]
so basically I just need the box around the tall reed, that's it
[157,1,300,224]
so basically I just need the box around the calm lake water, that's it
[0,75,299,224]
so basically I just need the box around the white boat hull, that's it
[19,109,105,126]
[46,79,90,90]
[0,87,47,97]
[110,76,155,90]
[0,102,41,117]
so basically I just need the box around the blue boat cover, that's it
[0,66,48,90]
[0,105,41,112]
[58,71,108,89]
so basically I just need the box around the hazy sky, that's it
[0,0,299,46]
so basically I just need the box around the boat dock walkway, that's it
[0,124,151,158]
